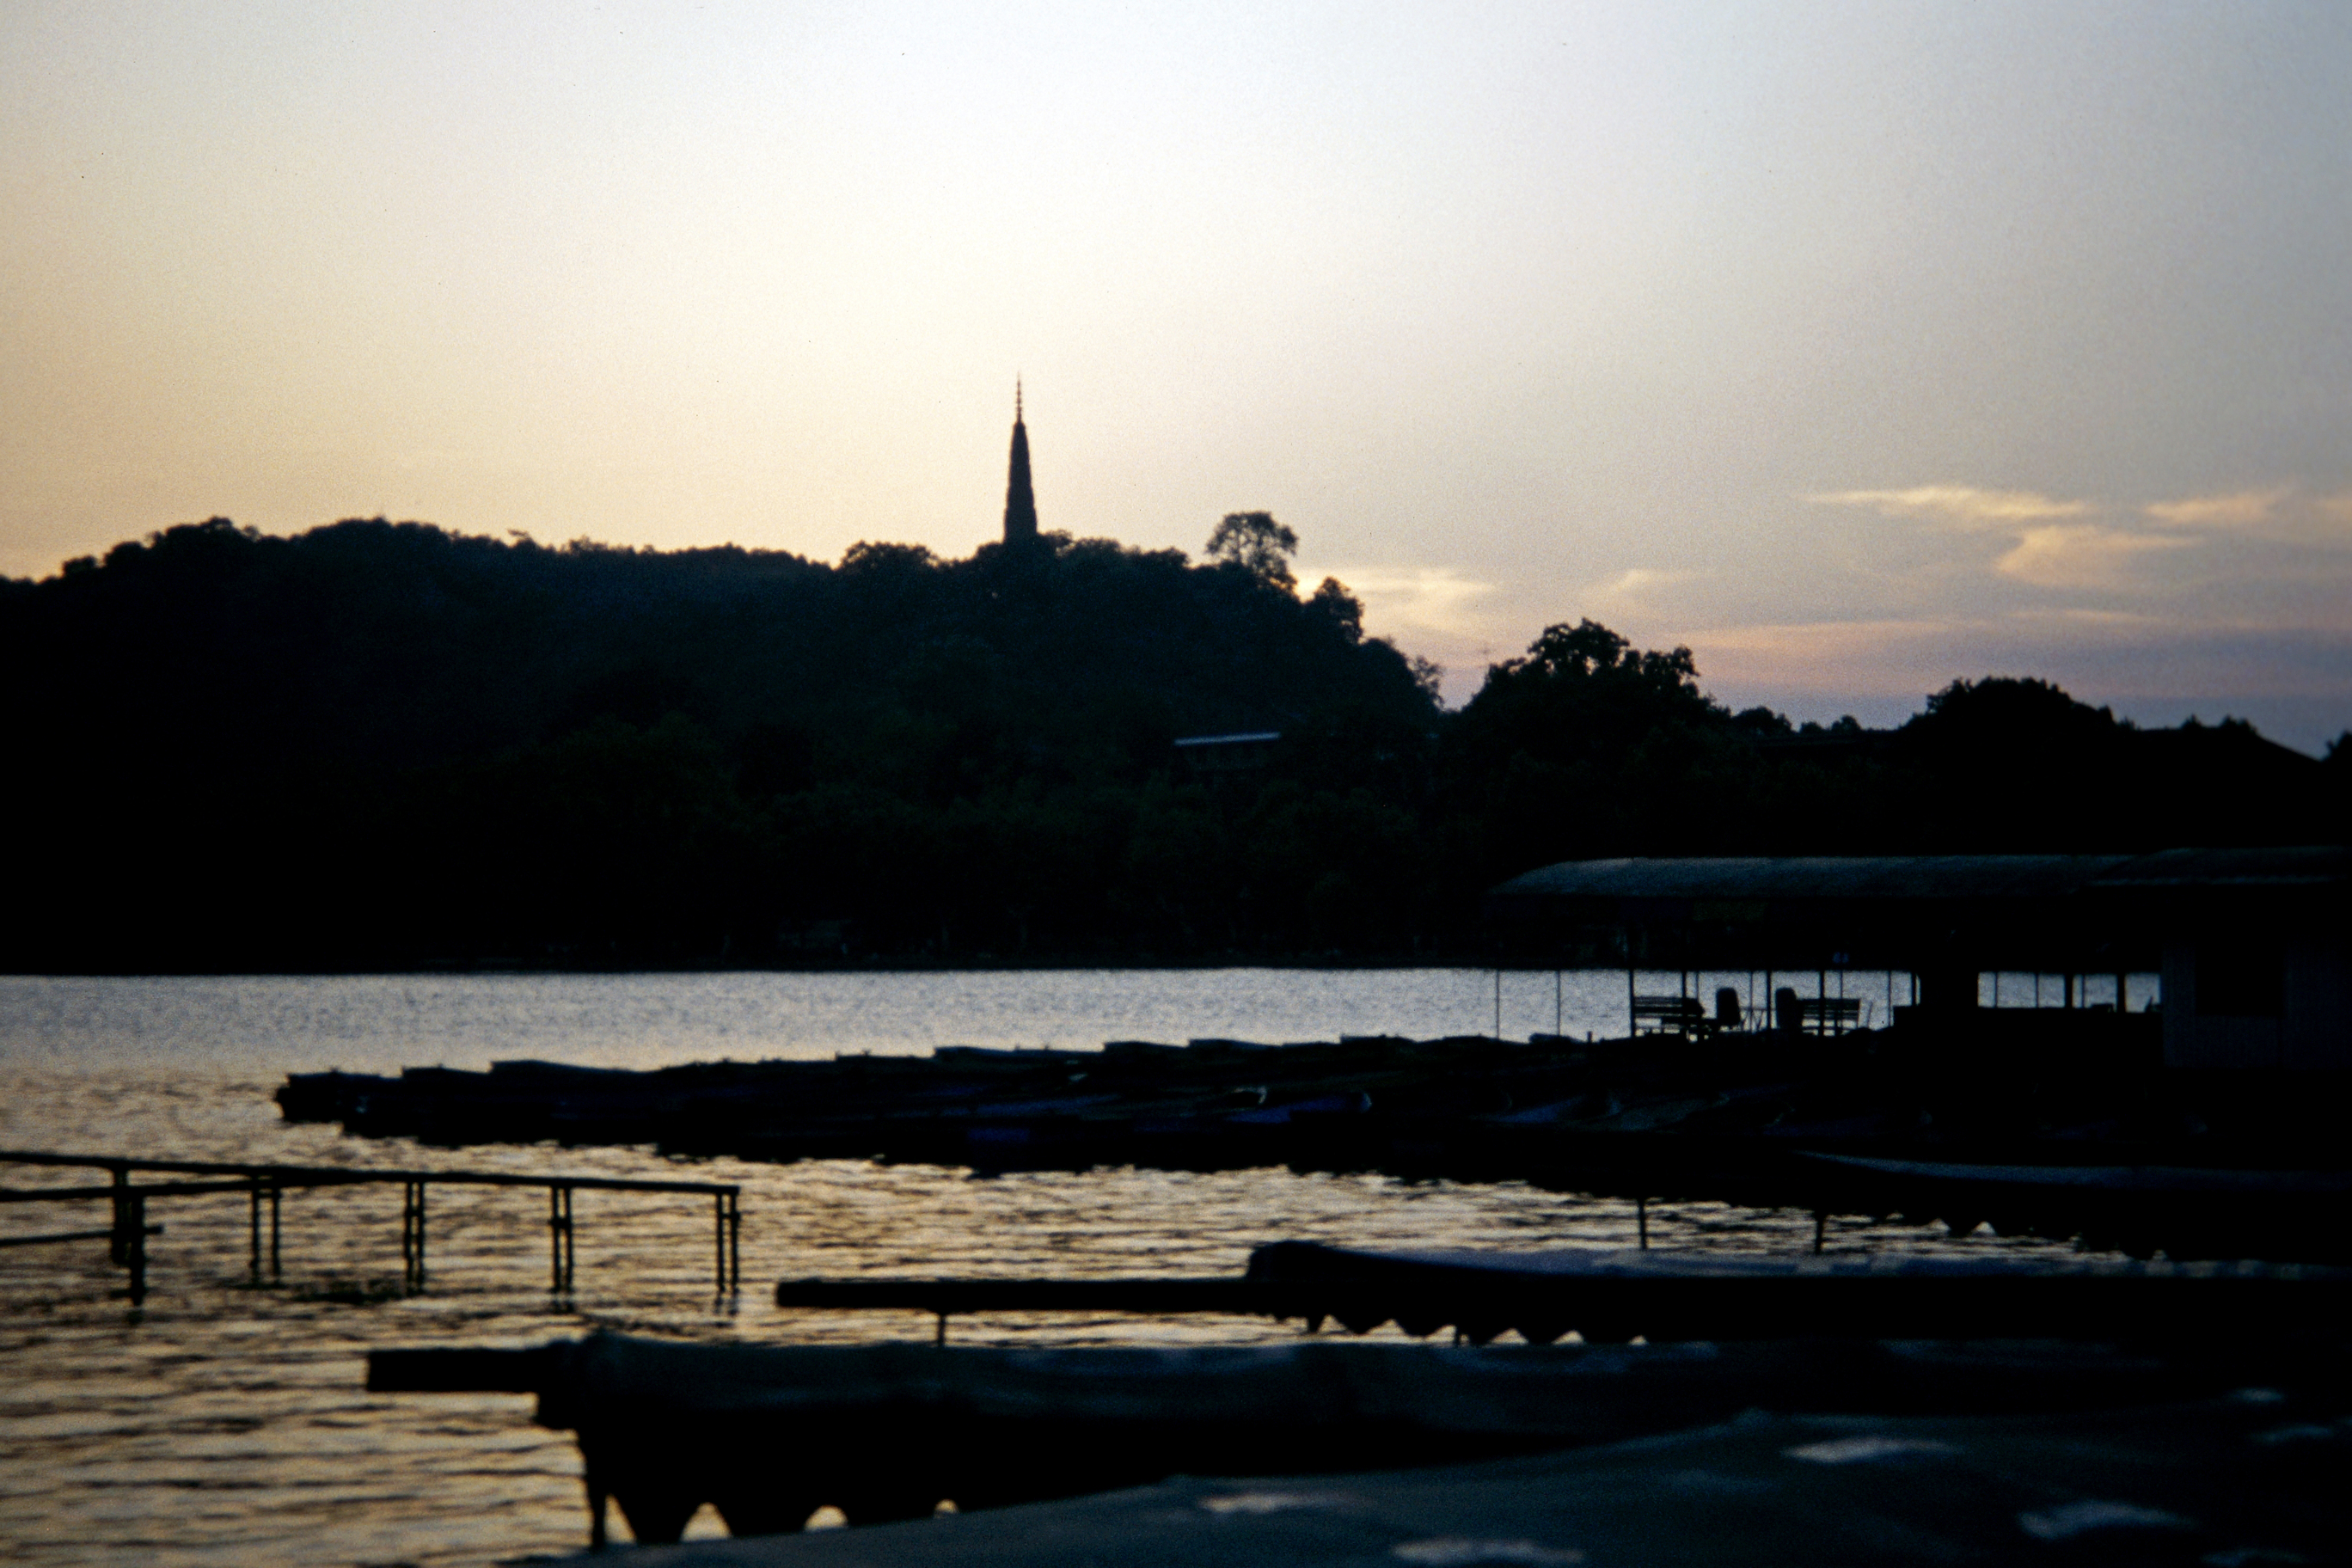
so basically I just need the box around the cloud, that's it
[1313,566,1498,637]
[2144,487,2290,529]
[1807,478,2226,590]
[2139,485,2352,546]
[1807,485,2091,526]
[2023,606,2165,627]
[1681,619,1968,695]
[1590,567,1693,603]
[1994,524,2196,589]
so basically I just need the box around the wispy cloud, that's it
[1810,480,2223,591]
[2309,490,2352,532]
[1807,485,2091,526]
[1314,566,1498,637]
[1590,567,1693,604]
[1994,524,2196,589]
[2144,487,2290,529]
[2022,606,2165,627]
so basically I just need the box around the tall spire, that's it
[1002,379,1038,548]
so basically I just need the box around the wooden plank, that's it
[0,1180,260,1202]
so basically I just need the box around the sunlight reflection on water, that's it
[0,971,2085,1566]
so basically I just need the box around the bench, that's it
[1630,996,1708,1036]
[1793,997,1866,1036]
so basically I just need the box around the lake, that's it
[0,970,2090,1567]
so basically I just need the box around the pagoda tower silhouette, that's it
[1002,381,1038,548]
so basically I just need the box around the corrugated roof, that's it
[1490,854,2138,904]
[1172,732,1283,748]
[2086,845,2352,889]
[1489,848,2350,910]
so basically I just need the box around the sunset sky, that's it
[6,2,2348,747]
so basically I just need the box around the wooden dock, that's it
[271,1039,2352,1265]
[0,1148,742,1305]
[368,1326,2352,1550]
[771,1240,2352,1347]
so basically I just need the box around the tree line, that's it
[3,515,2341,971]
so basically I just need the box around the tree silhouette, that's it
[0,517,2331,971]
[1205,512,1300,592]
[1307,577,1364,640]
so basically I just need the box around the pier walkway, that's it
[0,1148,741,1305]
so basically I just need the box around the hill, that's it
[3,520,2340,971]
[3,517,1439,968]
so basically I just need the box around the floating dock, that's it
[278,1031,2352,1263]
[537,1391,2350,1566]
[775,1239,2352,1346]
[371,1233,2352,1551]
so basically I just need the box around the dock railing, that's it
[0,1149,741,1305]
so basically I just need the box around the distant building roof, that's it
[2084,845,2352,890]
[1491,854,2134,907]
[1490,848,2349,910]
[1173,732,1283,749]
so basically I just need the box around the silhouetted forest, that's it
[5,518,2343,971]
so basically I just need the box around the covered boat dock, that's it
[1485,846,2351,1070]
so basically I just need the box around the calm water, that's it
[0,971,2089,1566]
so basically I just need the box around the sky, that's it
[5,2,2349,750]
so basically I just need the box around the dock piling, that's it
[108,1167,130,1265]
[123,1193,148,1306]
[713,1191,741,1295]
[400,1185,411,1277]
[549,1186,575,1294]
[248,1180,283,1283]
[401,1181,429,1289]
